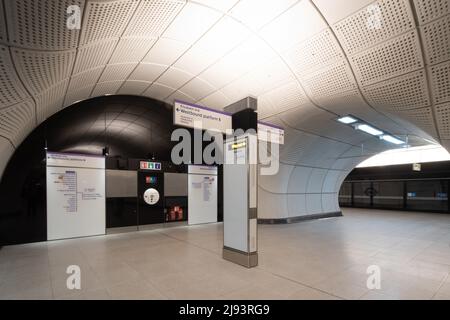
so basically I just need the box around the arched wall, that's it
[1,0,449,221]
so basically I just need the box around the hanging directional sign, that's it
[174,100,285,144]
[173,100,232,133]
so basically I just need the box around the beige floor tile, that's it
[1,208,450,300]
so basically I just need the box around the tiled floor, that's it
[1,208,450,300]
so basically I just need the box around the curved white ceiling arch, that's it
[0,0,449,218]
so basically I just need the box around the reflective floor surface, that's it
[1,208,450,300]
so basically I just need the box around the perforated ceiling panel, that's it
[128,63,167,82]
[67,67,104,93]
[99,63,137,82]
[1,0,448,221]
[12,48,76,95]
[157,67,194,89]
[197,90,231,110]
[73,39,118,74]
[199,59,243,90]
[230,0,297,31]
[4,0,84,50]
[221,73,264,102]
[117,80,151,95]
[284,29,344,76]
[301,61,357,99]
[163,2,222,43]
[248,58,293,93]
[0,0,7,44]
[91,81,122,97]
[263,81,309,115]
[350,31,424,86]
[414,0,449,25]
[0,45,30,108]
[0,100,35,147]
[435,103,450,139]
[421,15,450,65]
[313,88,370,114]
[430,61,450,104]
[123,0,185,38]
[165,90,195,105]
[363,70,431,111]
[173,46,222,76]
[179,77,216,101]
[64,86,95,107]
[333,0,414,55]
[260,0,327,52]
[35,80,69,123]
[109,37,157,64]
[143,37,190,65]
[79,0,139,45]
[395,107,438,137]
[143,82,176,101]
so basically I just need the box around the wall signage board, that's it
[174,100,232,133]
[257,121,285,145]
[188,165,218,225]
[46,152,105,241]
[140,161,161,170]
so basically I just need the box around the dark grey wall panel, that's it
[164,172,187,196]
[106,169,137,198]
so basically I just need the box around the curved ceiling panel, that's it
[0,45,30,108]
[0,99,35,147]
[0,1,7,45]
[0,0,449,186]
[4,0,85,50]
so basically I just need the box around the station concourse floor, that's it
[1,208,450,300]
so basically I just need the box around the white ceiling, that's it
[0,0,449,176]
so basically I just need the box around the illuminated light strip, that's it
[356,124,383,136]
[336,115,405,145]
[380,135,405,145]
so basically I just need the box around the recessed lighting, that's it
[356,124,383,136]
[380,135,405,145]
[337,116,358,124]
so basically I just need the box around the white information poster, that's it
[188,165,218,225]
[46,152,105,240]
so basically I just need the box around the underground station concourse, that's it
[0,0,450,302]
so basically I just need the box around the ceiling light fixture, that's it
[380,135,405,145]
[337,116,358,124]
[356,124,383,136]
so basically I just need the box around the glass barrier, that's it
[340,179,449,213]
